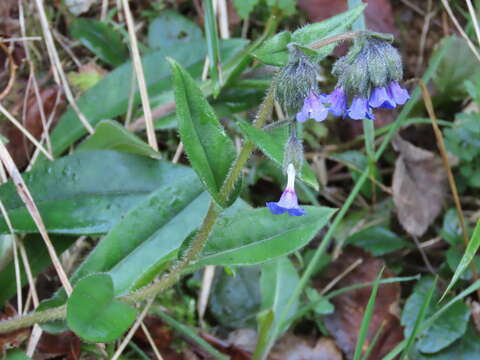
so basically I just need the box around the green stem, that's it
[258,25,448,359]
[0,86,275,336]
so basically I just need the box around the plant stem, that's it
[0,86,275,335]
[258,34,448,359]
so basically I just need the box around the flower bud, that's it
[283,134,304,172]
[274,44,320,115]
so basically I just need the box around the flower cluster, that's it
[267,33,410,217]
[296,35,409,122]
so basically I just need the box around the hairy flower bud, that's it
[274,44,320,115]
[283,134,304,172]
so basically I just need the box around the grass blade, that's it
[440,219,480,301]
[203,0,222,93]
[352,267,385,360]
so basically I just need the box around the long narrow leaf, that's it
[169,58,236,206]
[353,267,384,360]
[441,219,480,301]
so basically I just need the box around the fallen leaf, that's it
[298,0,397,35]
[314,246,403,360]
[134,315,174,348]
[36,330,81,360]
[392,135,447,237]
[0,303,30,351]
[270,335,342,360]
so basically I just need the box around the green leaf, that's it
[251,31,292,67]
[346,226,409,256]
[148,10,203,49]
[47,180,213,308]
[209,266,261,328]
[67,273,137,343]
[238,120,319,190]
[401,277,437,360]
[233,0,260,19]
[305,288,334,315]
[266,0,296,15]
[169,58,236,206]
[401,277,471,354]
[252,4,366,66]
[441,219,480,300]
[440,208,464,246]
[70,19,128,67]
[0,150,193,234]
[4,350,30,360]
[77,120,160,158]
[196,206,336,266]
[411,325,480,360]
[49,39,247,156]
[434,36,480,101]
[260,257,299,334]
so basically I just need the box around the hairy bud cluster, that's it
[333,35,403,99]
[274,44,320,115]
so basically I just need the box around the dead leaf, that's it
[298,0,397,35]
[392,135,447,237]
[270,335,342,360]
[0,303,30,351]
[133,315,174,351]
[36,331,81,360]
[314,246,403,360]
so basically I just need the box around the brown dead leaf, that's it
[0,303,30,351]
[392,135,447,237]
[270,335,342,360]
[133,315,174,351]
[298,0,397,35]
[36,330,81,360]
[0,86,65,168]
[314,246,403,360]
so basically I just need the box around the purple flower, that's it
[266,164,306,216]
[388,81,410,105]
[327,87,348,116]
[347,97,375,120]
[296,92,328,123]
[369,86,396,109]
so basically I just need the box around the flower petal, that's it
[287,207,307,216]
[266,202,287,215]
[327,87,347,117]
[369,86,395,109]
[388,81,410,105]
[347,97,371,120]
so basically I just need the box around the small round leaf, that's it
[67,273,137,343]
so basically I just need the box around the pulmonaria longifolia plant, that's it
[267,32,409,216]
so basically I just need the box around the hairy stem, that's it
[0,87,275,335]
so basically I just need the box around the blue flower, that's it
[369,86,396,109]
[296,92,328,123]
[327,87,348,116]
[266,164,306,216]
[347,97,375,120]
[388,81,410,105]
